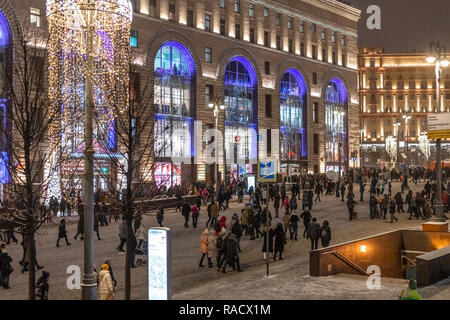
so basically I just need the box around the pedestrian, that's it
[369,193,378,219]
[300,210,312,238]
[394,192,404,213]
[199,228,209,267]
[0,245,13,289]
[389,198,398,223]
[191,204,199,228]
[273,223,285,261]
[273,192,280,218]
[181,201,191,228]
[156,205,164,227]
[135,221,147,250]
[221,233,242,273]
[320,220,331,247]
[56,219,71,247]
[240,205,249,236]
[231,214,242,252]
[216,227,227,270]
[347,195,357,221]
[94,212,102,240]
[380,194,389,220]
[209,201,219,228]
[98,264,114,300]
[74,203,84,240]
[116,219,127,252]
[282,210,291,242]
[207,229,217,268]
[104,258,117,287]
[36,271,50,300]
[289,211,299,241]
[307,218,320,250]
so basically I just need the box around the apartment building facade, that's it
[0,0,360,188]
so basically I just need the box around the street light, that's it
[427,40,448,222]
[208,95,225,200]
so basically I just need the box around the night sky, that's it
[348,0,450,53]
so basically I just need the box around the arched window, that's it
[223,57,257,178]
[280,69,307,166]
[324,78,348,173]
[153,42,195,186]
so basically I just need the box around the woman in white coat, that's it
[98,264,114,300]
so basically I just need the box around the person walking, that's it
[273,192,281,218]
[135,221,147,250]
[346,195,357,221]
[98,264,114,300]
[307,218,320,250]
[282,210,291,242]
[209,201,219,228]
[221,233,242,273]
[74,203,84,240]
[182,201,191,228]
[207,229,217,268]
[0,245,13,289]
[156,205,164,227]
[116,219,127,252]
[191,204,199,228]
[216,227,227,270]
[300,210,312,238]
[389,197,399,223]
[94,212,102,240]
[261,222,274,261]
[380,194,389,220]
[289,211,299,241]
[240,205,249,236]
[273,222,285,261]
[199,229,209,267]
[394,192,404,213]
[320,220,331,247]
[104,258,117,287]
[56,219,71,247]
[36,271,50,300]
[231,214,242,252]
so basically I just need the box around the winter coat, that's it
[207,229,217,257]
[320,223,331,247]
[94,214,99,232]
[191,206,199,217]
[261,228,274,253]
[98,270,114,299]
[119,222,127,239]
[58,223,67,238]
[200,229,209,254]
[219,216,227,230]
[135,224,147,241]
[77,214,84,234]
[224,234,238,264]
[307,221,320,240]
[274,226,285,252]
[282,213,291,231]
[241,207,249,226]
[231,219,242,238]
[210,203,219,218]
[282,197,289,209]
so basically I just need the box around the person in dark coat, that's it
[273,223,286,261]
[394,192,404,213]
[0,245,13,289]
[261,223,274,260]
[273,192,280,218]
[289,211,300,241]
[369,193,378,219]
[340,183,346,201]
[307,218,320,250]
[36,271,50,300]
[156,206,164,227]
[320,220,331,247]
[221,233,241,273]
[347,195,357,221]
[300,210,312,238]
[94,213,101,240]
[74,203,84,240]
[56,219,71,247]
[181,201,191,228]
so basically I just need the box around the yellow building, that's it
[358,47,450,168]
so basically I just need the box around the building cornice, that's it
[252,0,360,37]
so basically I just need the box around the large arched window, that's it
[280,69,307,169]
[153,42,195,186]
[324,78,348,173]
[224,57,257,179]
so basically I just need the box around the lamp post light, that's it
[394,122,401,169]
[402,110,411,179]
[208,96,225,200]
[359,129,366,170]
[427,41,449,222]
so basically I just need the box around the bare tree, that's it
[0,27,71,300]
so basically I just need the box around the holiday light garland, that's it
[46,0,132,199]
[419,133,430,161]
[385,136,397,162]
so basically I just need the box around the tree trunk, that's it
[28,232,36,300]
[125,215,133,300]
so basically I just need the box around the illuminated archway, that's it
[223,56,257,180]
[153,41,196,187]
[324,78,348,173]
[280,69,307,176]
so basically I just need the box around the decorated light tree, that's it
[385,136,397,169]
[419,133,431,162]
[47,0,132,300]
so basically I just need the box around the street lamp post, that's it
[359,129,366,170]
[208,96,225,201]
[427,41,449,222]
[394,122,400,169]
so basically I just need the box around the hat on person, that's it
[408,279,417,290]
[42,271,50,278]
[101,264,110,271]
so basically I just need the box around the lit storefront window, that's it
[224,57,257,179]
[154,42,194,161]
[325,78,348,173]
[280,70,307,164]
[154,162,181,187]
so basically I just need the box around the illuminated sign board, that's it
[247,175,256,192]
[148,228,172,300]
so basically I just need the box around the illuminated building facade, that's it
[4,0,360,188]
[359,47,450,168]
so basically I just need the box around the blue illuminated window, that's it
[130,30,138,48]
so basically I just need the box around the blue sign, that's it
[258,159,277,182]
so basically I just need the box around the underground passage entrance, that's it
[310,229,450,287]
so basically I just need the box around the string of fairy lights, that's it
[46,0,132,200]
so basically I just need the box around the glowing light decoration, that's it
[46,0,132,198]
[385,136,397,161]
[419,133,430,160]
